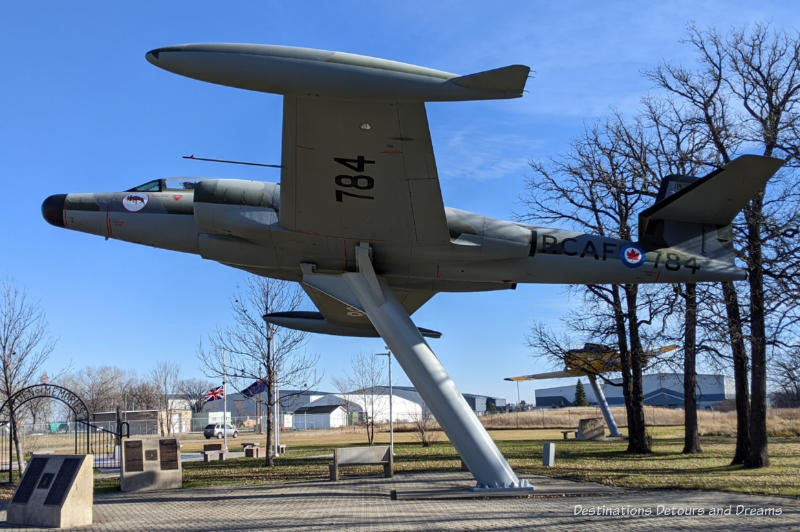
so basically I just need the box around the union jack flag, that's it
[204,385,225,402]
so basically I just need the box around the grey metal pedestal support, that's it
[302,245,531,491]
[587,374,621,437]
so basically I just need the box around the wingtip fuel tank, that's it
[146,43,529,101]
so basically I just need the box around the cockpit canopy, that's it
[127,178,203,193]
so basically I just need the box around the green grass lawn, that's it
[88,427,800,497]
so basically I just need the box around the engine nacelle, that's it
[193,179,280,240]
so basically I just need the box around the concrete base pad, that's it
[390,475,620,500]
[391,487,534,500]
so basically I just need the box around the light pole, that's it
[222,348,228,451]
[269,331,280,457]
[515,380,520,429]
[375,350,393,454]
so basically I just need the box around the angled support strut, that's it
[587,374,621,437]
[303,244,531,490]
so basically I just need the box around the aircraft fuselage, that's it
[42,178,745,295]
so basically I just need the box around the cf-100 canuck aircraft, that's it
[506,343,679,437]
[42,44,782,491]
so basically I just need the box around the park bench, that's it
[241,442,261,458]
[329,445,393,481]
[561,430,577,440]
[203,442,228,462]
[240,442,286,458]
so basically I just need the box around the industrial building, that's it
[202,385,506,428]
[534,373,734,409]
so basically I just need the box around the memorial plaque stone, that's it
[6,454,93,528]
[160,439,179,470]
[577,417,605,440]
[45,458,80,506]
[124,440,143,472]
[11,456,48,505]
[120,438,182,492]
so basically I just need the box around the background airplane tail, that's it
[638,155,784,262]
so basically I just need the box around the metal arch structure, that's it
[0,384,91,422]
[0,383,91,483]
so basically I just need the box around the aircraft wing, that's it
[505,369,586,381]
[278,96,450,244]
[302,283,435,328]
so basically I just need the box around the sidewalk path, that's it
[1,471,798,531]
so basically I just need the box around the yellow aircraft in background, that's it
[506,343,679,381]
[506,343,678,437]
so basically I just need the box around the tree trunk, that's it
[611,286,636,442]
[265,382,274,467]
[682,283,701,454]
[744,199,769,468]
[722,280,750,465]
[10,407,24,475]
[625,284,651,454]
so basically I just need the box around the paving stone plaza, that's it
[2,471,798,531]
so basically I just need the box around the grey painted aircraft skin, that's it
[48,184,745,285]
[42,44,783,338]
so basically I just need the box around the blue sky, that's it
[2,1,798,402]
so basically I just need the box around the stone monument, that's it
[6,454,93,528]
[120,438,182,492]
[577,417,605,440]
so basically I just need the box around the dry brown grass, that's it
[697,407,800,437]
[394,406,800,438]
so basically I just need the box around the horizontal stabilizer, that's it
[451,65,530,97]
[639,155,784,236]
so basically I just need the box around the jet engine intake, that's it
[194,179,280,239]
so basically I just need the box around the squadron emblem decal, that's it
[620,245,646,268]
[122,193,149,212]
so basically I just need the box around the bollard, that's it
[543,442,556,467]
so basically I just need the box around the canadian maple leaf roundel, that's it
[626,248,641,261]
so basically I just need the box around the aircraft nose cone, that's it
[42,194,66,227]
[145,48,162,65]
[146,46,184,66]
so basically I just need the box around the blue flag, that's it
[241,378,268,398]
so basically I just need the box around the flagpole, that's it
[223,348,228,451]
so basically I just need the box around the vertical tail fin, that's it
[638,155,784,261]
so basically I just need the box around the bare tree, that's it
[150,361,180,436]
[199,276,318,466]
[61,366,126,416]
[177,378,215,413]
[23,372,54,430]
[649,23,800,467]
[522,116,680,453]
[0,281,55,473]
[121,375,160,411]
[332,376,356,429]
[411,408,439,447]
[771,350,800,407]
[340,352,386,445]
